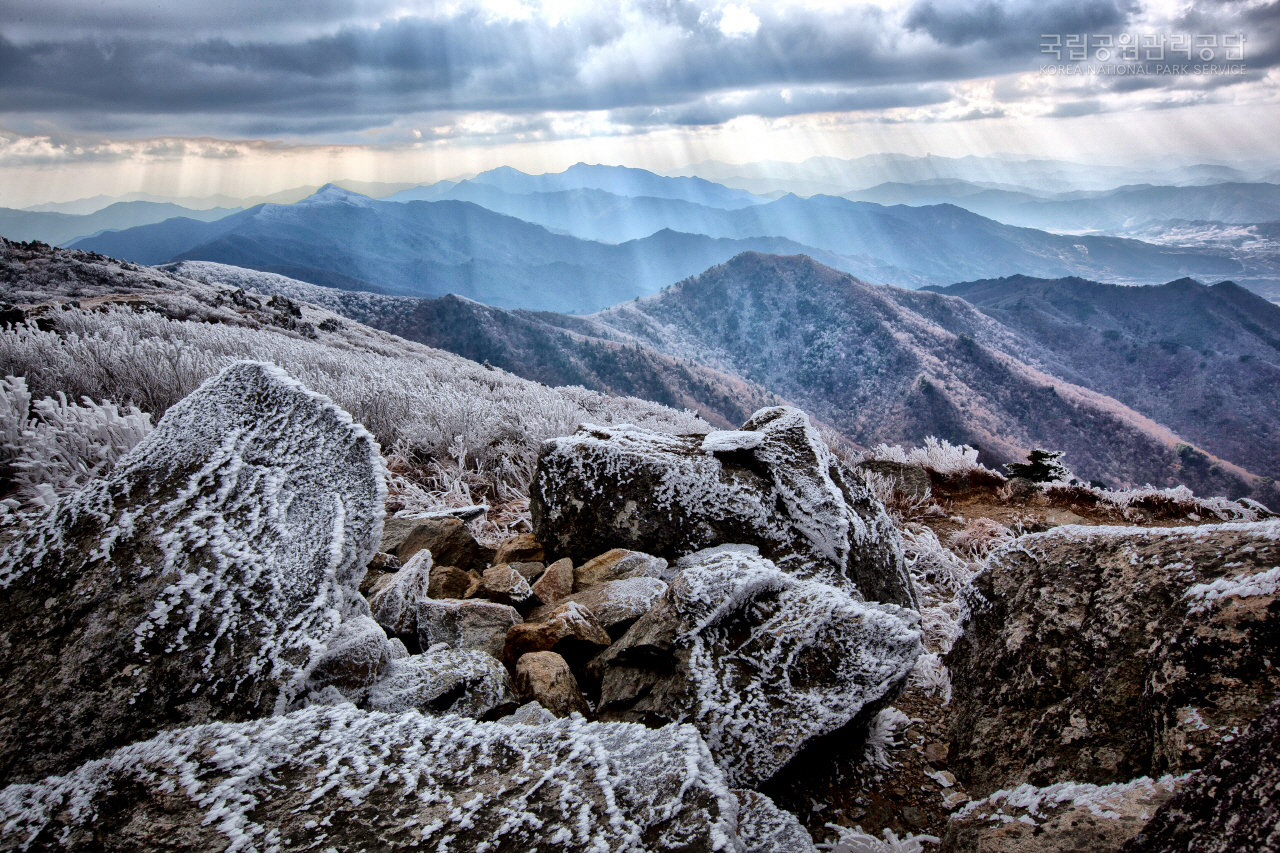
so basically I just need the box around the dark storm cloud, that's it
[0,0,1275,138]
[904,0,1137,50]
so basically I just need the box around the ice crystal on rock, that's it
[366,648,516,718]
[0,704,746,852]
[0,361,386,784]
[532,406,914,607]
[597,546,921,787]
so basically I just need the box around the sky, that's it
[1,0,1278,206]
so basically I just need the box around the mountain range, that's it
[0,201,242,247]
[66,182,1250,310]
[171,254,1280,503]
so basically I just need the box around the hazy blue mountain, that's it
[584,252,1275,501]
[71,185,928,310]
[922,274,1280,479]
[944,182,1280,233]
[666,154,1269,197]
[22,180,428,216]
[842,180,1047,206]
[0,202,241,247]
[468,163,765,208]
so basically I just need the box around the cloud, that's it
[0,0,1275,142]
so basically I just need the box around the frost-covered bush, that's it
[0,375,153,509]
[819,823,939,853]
[0,306,707,528]
[909,652,952,705]
[1043,482,1267,523]
[863,706,914,769]
[900,524,978,654]
[862,436,998,479]
[947,517,1013,558]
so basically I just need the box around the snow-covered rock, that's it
[530,406,914,606]
[595,546,921,787]
[526,576,669,635]
[366,648,516,718]
[947,520,1280,798]
[368,548,433,635]
[734,790,818,853]
[0,361,385,784]
[940,774,1187,853]
[0,704,749,852]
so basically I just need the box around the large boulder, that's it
[595,545,921,787]
[526,576,669,636]
[947,521,1280,798]
[531,406,914,607]
[1122,692,1280,853]
[0,362,386,784]
[0,705,749,852]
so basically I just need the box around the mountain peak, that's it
[301,184,374,207]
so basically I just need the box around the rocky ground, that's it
[0,257,1277,850]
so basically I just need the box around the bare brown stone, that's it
[427,564,474,600]
[531,557,575,605]
[513,651,589,718]
[494,533,545,565]
[503,602,612,668]
[380,517,486,572]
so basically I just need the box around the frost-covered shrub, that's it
[947,517,1013,558]
[863,436,998,479]
[1043,482,1266,522]
[819,824,939,853]
[909,652,953,705]
[0,306,707,528]
[0,375,153,509]
[863,706,914,769]
[900,524,978,654]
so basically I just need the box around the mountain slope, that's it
[585,252,1274,500]
[165,260,787,429]
[0,202,242,246]
[923,274,1280,479]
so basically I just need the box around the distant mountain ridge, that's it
[924,274,1280,479]
[0,202,242,247]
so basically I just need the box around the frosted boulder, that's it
[0,705,745,852]
[526,576,669,635]
[531,406,914,606]
[306,614,394,699]
[947,520,1280,798]
[0,361,385,784]
[367,649,516,718]
[595,546,921,787]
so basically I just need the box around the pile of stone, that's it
[0,364,924,852]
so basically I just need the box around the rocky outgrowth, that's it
[595,545,921,787]
[940,775,1186,853]
[575,548,669,589]
[417,598,522,659]
[0,705,749,852]
[514,651,590,718]
[1122,693,1280,853]
[380,515,487,571]
[366,648,516,718]
[494,532,545,564]
[0,361,386,784]
[531,406,914,607]
[532,556,575,604]
[947,521,1280,797]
